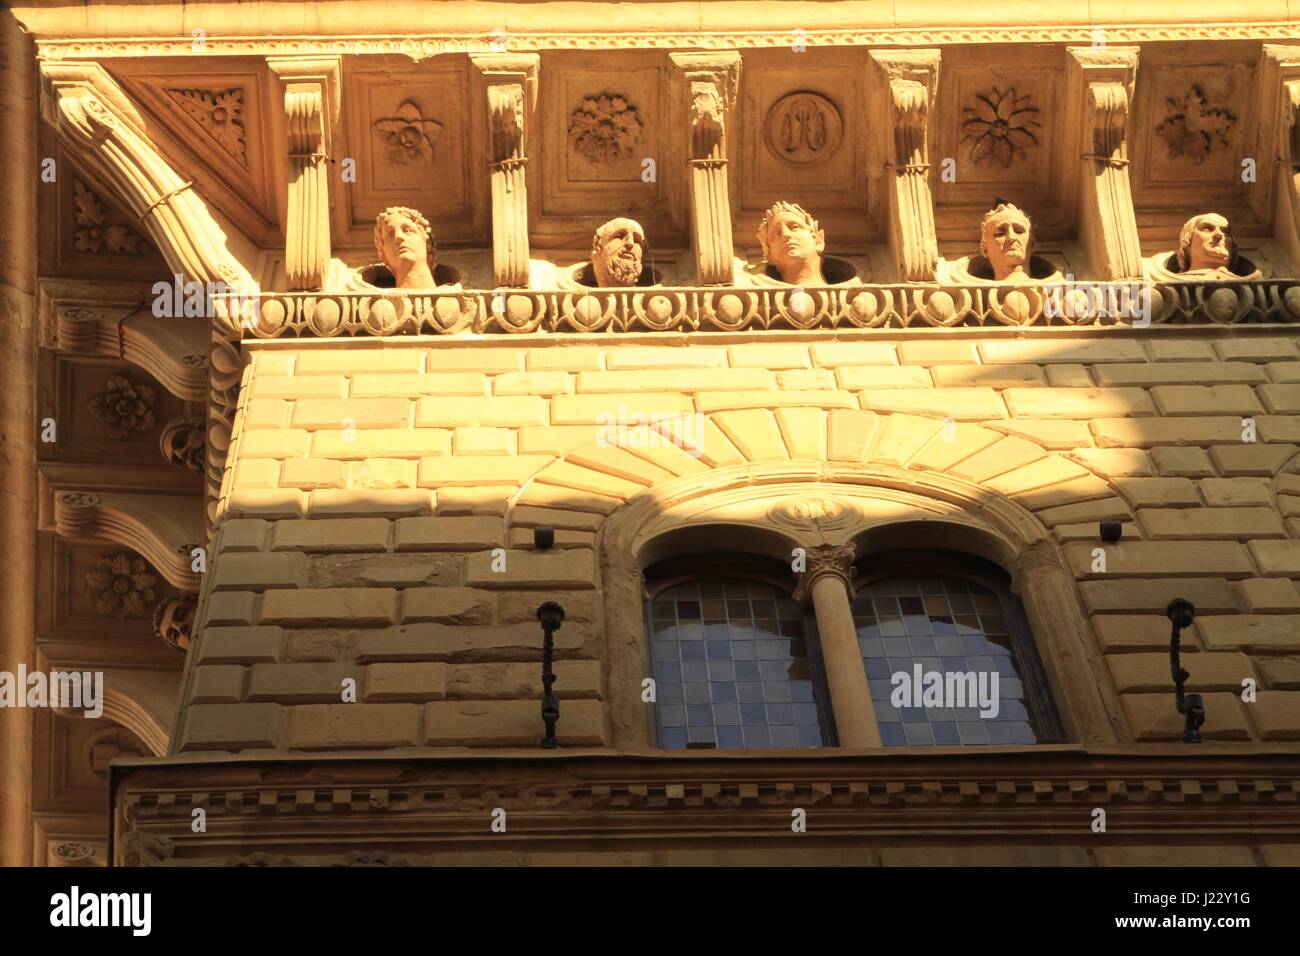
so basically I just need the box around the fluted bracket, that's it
[1067,47,1142,280]
[472,54,539,289]
[671,52,741,285]
[869,51,940,282]
[267,56,340,291]
[1261,46,1300,271]
[52,491,204,591]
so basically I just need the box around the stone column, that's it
[0,6,37,866]
[795,545,881,748]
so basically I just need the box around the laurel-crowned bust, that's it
[374,206,438,289]
[590,217,647,287]
[1177,213,1237,275]
[757,201,825,285]
[980,202,1033,281]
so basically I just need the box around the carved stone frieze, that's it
[568,92,643,164]
[109,750,1300,865]
[164,87,248,165]
[242,277,1300,339]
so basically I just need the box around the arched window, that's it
[644,554,835,749]
[851,550,1063,747]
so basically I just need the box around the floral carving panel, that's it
[960,86,1041,168]
[568,93,643,165]
[343,64,473,237]
[164,87,248,166]
[70,179,146,256]
[1154,84,1237,166]
[87,374,157,439]
[84,551,159,619]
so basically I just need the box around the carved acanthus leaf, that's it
[1156,84,1236,164]
[71,179,146,255]
[164,87,248,165]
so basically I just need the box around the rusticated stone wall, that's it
[171,329,1300,754]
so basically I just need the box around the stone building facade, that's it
[1,0,1299,866]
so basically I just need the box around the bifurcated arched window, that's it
[644,553,836,749]
[851,550,1063,747]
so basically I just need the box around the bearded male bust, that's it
[588,217,649,287]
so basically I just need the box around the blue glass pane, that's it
[649,578,826,750]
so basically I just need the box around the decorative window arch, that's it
[601,464,1123,750]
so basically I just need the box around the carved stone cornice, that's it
[25,23,1300,63]
[1067,48,1142,280]
[471,54,539,289]
[869,51,940,282]
[45,305,207,402]
[670,53,740,285]
[109,748,1300,865]
[792,543,857,604]
[267,57,340,291]
[240,279,1300,338]
[52,491,203,591]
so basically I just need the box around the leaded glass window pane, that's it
[649,579,826,749]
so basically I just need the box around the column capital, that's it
[793,543,858,604]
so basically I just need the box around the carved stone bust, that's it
[757,201,825,285]
[980,201,1033,281]
[1173,212,1264,279]
[589,217,647,287]
[374,206,438,289]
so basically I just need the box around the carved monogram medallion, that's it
[568,93,644,164]
[768,495,858,532]
[960,86,1042,167]
[763,92,843,165]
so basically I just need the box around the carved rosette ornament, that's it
[568,93,643,164]
[792,543,858,604]
[961,85,1042,167]
[50,842,99,866]
[84,552,159,619]
[153,593,197,652]
[87,374,157,438]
